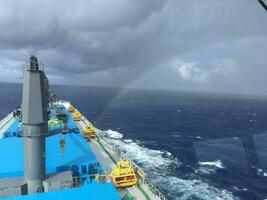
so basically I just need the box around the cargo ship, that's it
[0,56,167,200]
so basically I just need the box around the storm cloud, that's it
[0,0,267,95]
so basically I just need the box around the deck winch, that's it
[110,160,137,188]
[83,124,96,139]
[72,111,81,121]
[67,105,75,113]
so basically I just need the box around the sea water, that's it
[1,83,267,200]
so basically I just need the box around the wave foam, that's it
[109,138,179,169]
[102,129,123,139]
[199,160,225,169]
[154,176,237,200]
[101,129,236,200]
[196,166,217,175]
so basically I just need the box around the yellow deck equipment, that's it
[72,111,81,121]
[48,119,63,127]
[68,105,75,113]
[83,124,96,139]
[110,160,137,188]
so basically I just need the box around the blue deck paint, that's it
[5,182,120,200]
[0,137,23,178]
[3,120,20,137]
[0,105,120,199]
[0,106,101,178]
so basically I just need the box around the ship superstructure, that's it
[0,56,166,200]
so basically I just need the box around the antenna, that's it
[29,55,39,70]
[258,0,267,11]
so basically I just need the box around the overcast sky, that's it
[0,0,267,95]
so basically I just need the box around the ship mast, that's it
[21,55,49,194]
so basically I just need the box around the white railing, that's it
[0,112,13,129]
[148,184,168,200]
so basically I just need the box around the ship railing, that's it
[0,112,14,130]
[147,184,168,200]
[80,115,168,200]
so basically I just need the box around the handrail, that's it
[0,112,13,130]
[148,184,168,200]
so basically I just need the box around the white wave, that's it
[107,137,179,169]
[196,166,217,175]
[257,168,263,176]
[255,168,267,177]
[196,160,225,175]
[0,134,3,139]
[232,186,248,192]
[101,129,235,199]
[171,133,181,138]
[101,129,123,139]
[199,160,225,169]
[153,176,238,200]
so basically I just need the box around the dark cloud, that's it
[0,0,267,95]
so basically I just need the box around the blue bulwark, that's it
[4,182,120,200]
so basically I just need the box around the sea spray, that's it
[100,129,236,200]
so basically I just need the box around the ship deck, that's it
[72,105,162,200]
[0,102,163,200]
[0,106,99,179]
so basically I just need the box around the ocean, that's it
[1,82,267,200]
